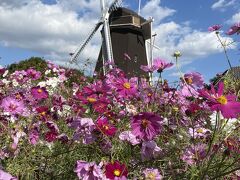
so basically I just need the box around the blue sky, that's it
[0,0,240,83]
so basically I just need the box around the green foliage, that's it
[7,57,48,74]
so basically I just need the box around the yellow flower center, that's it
[146,172,156,180]
[196,128,203,133]
[37,89,43,93]
[40,111,46,116]
[123,82,131,89]
[87,97,97,103]
[113,169,121,177]
[185,77,193,85]
[217,95,227,105]
[172,106,179,112]
[147,93,152,97]
[103,125,109,130]
[141,119,149,128]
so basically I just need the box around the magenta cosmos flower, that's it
[114,78,137,98]
[31,86,49,100]
[96,117,117,137]
[105,161,128,179]
[226,22,240,35]
[208,24,221,32]
[131,112,163,141]
[199,82,240,118]
[0,96,25,115]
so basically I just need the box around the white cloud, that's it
[211,0,236,11]
[141,0,176,24]
[0,0,102,71]
[227,12,240,24]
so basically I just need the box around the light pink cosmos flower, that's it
[226,22,240,35]
[141,141,162,161]
[0,169,17,180]
[70,117,96,144]
[199,82,240,118]
[74,161,103,180]
[181,143,207,165]
[0,96,25,115]
[208,24,221,32]
[119,131,140,145]
[143,168,163,180]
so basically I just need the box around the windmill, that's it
[70,0,154,79]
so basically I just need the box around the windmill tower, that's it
[70,0,153,79]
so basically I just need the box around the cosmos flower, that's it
[0,169,17,180]
[199,82,240,118]
[0,96,25,115]
[226,22,240,35]
[152,58,173,73]
[141,141,161,161]
[74,161,103,180]
[31,86,49,100]
[114,78,138,98]
[119,131,140,145]
[96,117,117,137]
[143,168,163,180]
[70,117,96,144]
[181,143,207,165]
[26,68,41,80]
[105,161,128,179]
[131,112,163,141]
[208,24,221,32]
[184,71,204,88]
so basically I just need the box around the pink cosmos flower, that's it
[153,58,173,73]
[26,68,41,80]
[114,78,138,98]
[184,71,204,88]
[208,24,221,32]
[131,112,163,141]
[96,117,117,137]
[143,168,163,180]
[226,22,240,35]
[31,86,49,100]
[105,161,128,179]
[140,65,156,73]
[199,82,240,118]
[74,160,103,180]
[0,96,25,115]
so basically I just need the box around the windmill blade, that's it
[108,0,122,13]
[70,20,103,64]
